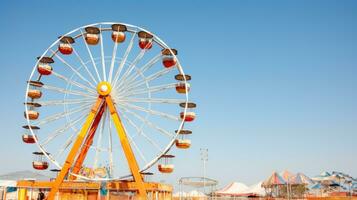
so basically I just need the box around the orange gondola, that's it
[158,154,175,173]
[58,36,75,55]
[85,26,100,45]
[175,74,191,94]
[24,102,41,120]
[175,130,192,149]
[27,81,43,99]
[111,24,127,43]
[176,82,190,94]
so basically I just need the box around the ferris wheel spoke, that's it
[80,29,102,82]
[113,49,147,90]
[72,47,98,84]
[117,102,180,121]
[111,32,136,86]
[99,25,107,81]
[117,97,184,104]
[37,98,96,106]
[116,53,161,90]
[119,112,149,164]
[40,114,87,146]
[51,71,96,94]
[118,105,175,138]
[117,67,174,96]
[93,109,107,168]
[118,83,177,98]
[51,50,97,89]
[108,34,120,83]
[107,110,114,177]
[34,103,92,126]
[42,84,96,98]
[118,111,164,154]
[56,132,77,159]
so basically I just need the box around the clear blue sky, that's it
[0,0,356,189]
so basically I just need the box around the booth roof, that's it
[262,171,286,186]
[215,182,248,195]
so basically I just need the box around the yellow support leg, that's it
[18,188,27,200]
[47,97,104,200]
[105,96,147,199]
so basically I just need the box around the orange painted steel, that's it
[17,180,172,192]
[70,103,107,180]
[105,95,147,199]
[47,97,104,200]
[47,91,148,199]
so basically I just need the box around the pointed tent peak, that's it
[280,170,295,181]
[320,171,331,177]
[290,173,314,185]
[262,171,286,187]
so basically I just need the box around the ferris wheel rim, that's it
[25,21,191,180]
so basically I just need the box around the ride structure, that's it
[20,22,196,200]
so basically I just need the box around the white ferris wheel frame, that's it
[24,22,190,181]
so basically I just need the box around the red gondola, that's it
[58,36,75,55]
[138,31,153,49]
[32,152,49,170]
[161,49,177,68]
[27,81,43,99]
[37,57,54,76]
[22,125,39,144]
[179,102,196,122]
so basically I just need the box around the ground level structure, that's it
[16,180,172,200]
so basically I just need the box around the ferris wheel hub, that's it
[97,81,112,96]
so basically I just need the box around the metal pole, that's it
[200,148,208,194]
[179,180,182,200]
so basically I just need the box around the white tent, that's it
[238,181,265,196]
[0,180,16,187]
[215,182,248,196]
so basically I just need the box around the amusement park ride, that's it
[20,22,196,200]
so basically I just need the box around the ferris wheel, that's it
[22,22,196,198]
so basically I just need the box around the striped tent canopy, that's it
[262,171,286,187]
[290,173,314,185]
